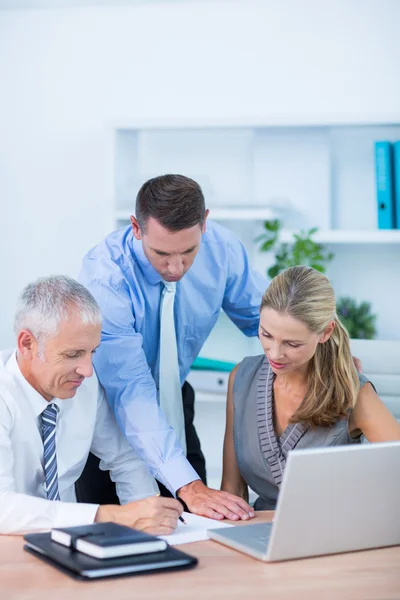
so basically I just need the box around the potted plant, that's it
[255,219,334,278]
[256,219,378,341]
[336,297,377,340]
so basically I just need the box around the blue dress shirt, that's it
[79,220,267,493]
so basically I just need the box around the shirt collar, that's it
[130,233,163,286]
[6,351,61,417]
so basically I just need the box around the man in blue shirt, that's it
[78,174,266,520]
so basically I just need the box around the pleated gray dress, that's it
[233,354,370,510]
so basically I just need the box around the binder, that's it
[393,141,400,230]
[51,521,167,559]
[374,141,395,229]
[24,532,198,580]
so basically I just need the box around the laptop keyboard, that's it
[209,522,274,556]
[253,524,273,549]
[255,530,272,545]
[219,522,273,551]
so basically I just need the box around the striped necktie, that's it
[159,281,186,454]
[41,403,61,501]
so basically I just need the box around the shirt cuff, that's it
[52,502,99,529]
[155,455,200,495]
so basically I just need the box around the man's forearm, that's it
[0,490,98,534]
[154,453,200,495]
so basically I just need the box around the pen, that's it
[155,492,186,524]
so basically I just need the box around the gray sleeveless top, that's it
[233,355,371,510]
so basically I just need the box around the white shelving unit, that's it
[279,230,400,244]
[112,123,400,226]
[112,119,400,339]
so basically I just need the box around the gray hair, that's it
[14,275,102,342]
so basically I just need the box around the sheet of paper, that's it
[159,512,234,546]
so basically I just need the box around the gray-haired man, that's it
[0,275,182,534]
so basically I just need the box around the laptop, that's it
[208,441,400,562]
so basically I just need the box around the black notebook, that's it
[24,532,198,580]
[51,522,167,559]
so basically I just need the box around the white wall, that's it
[1,0,400,345]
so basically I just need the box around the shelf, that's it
[115,116,400,129]
[115,207,277,222]
[279,230,400,244]
[209,207,276,221]
[114,212,400,244]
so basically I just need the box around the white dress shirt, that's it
[0,349,158,534]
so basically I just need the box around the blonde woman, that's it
[221,266,400,510]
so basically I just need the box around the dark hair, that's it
[135,174,206,232]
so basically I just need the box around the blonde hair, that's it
[261,266,360,427]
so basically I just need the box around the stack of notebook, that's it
[24,522,198,580]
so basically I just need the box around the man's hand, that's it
[95,496,183,535]
[177,480,254,521]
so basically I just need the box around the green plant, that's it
[336,297,377,340]
[255,219,335,279]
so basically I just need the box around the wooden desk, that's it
[1,512,399,600]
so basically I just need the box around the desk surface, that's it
[1,512,399,600]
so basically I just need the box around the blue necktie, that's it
[41,403,60,501]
